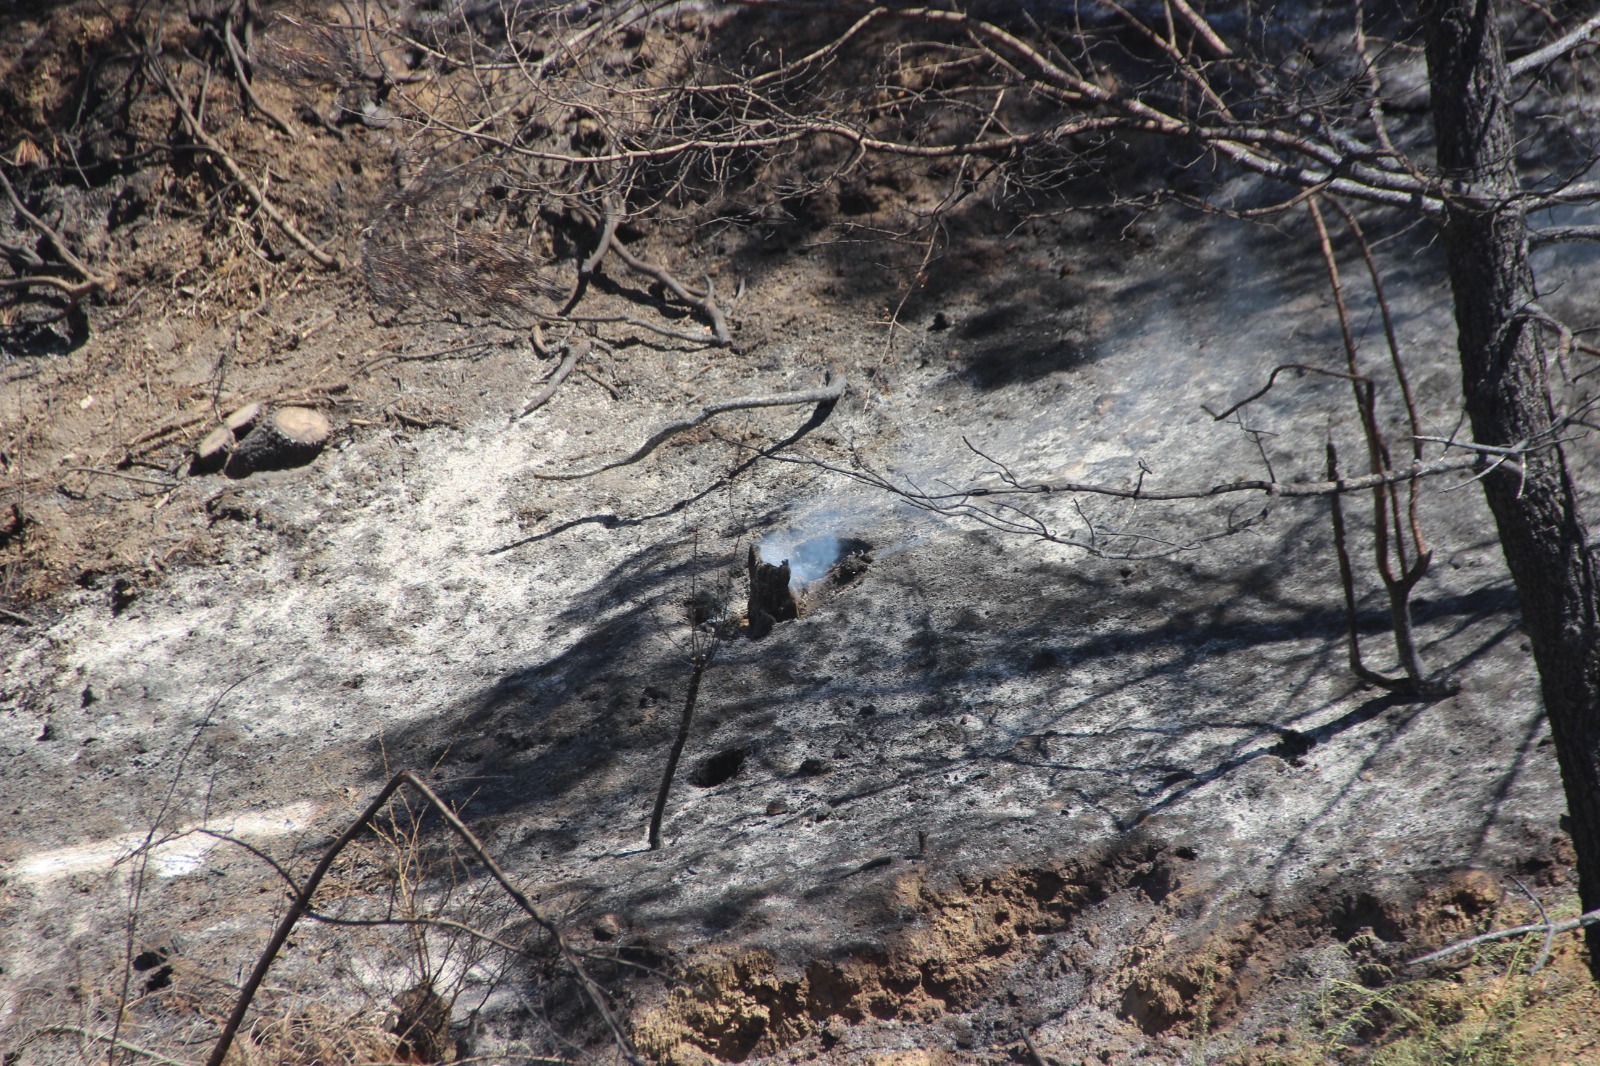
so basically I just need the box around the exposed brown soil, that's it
[635,846,1155,1064]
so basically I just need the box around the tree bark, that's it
[1424,0,1600,973]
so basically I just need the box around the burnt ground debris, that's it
[2,2,1600,1063]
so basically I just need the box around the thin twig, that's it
[288,310,336,348]
[513,341,591,420]
[63,466,180,489]
[1327,441,1407,691]
[577,365,623,400]
[1203,363,1369,422]
[1406,906,1600,967]
[122,413,212,456]
[1509,875,1558,974]
[561,312,725,346]
[203,769,645,1066]
[357,342,493,374]
[146,53,341,271]
[390,409,460,430]
[198,827,565,963]
[533,379,846,480]
[39,1027,196,1066]
[0,606,40,626]
[113,679,247,1066]
[221,15,297,138]
[746,444,1495,562]
[1019,1027,1052,1066]
[649,646,716,850]
[1415,434,1536,456]
[964,453,1487,501]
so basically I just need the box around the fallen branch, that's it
[1405,906,1600,967]
[562,312,726,346]
[582,205,732,346]
[203,769,644,1066]
[0,168,116,298]
[533,379,846,480]
[0,606,40,626]
[63,466,179,489]
[220,14,297,138]
[40,1026,196,1066]
[513,340,591,420]
[357,341,493,375]
[146,54,341,271]
[0,273,108,300]
[607,241,731,346]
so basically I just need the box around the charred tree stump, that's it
[226,406,331,476]
[747,545,797,640]
[190,402,266,475]
[190,426,234,475]
[223,401,264,437]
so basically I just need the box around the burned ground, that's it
[3,2,1600,1064]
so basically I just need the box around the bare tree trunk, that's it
[1424,0,1600,974]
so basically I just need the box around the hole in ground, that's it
[692,747,747,787]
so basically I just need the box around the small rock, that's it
[593,913,623,941]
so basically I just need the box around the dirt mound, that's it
[631,847,1572,1064]
[635,855,1130,1064]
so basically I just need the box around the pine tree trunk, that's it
[1424,0,1600,974]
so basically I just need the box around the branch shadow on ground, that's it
[370,498,1531,946]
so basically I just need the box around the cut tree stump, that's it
[223,401,263,436]
[189,402,270,475]
[190,425,235,475]
[747,545,797,640]
[226,406,331,476]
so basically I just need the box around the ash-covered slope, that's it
[3,206,1581,1064]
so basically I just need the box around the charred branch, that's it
[533,379,846,480]
[0,168,117,300]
